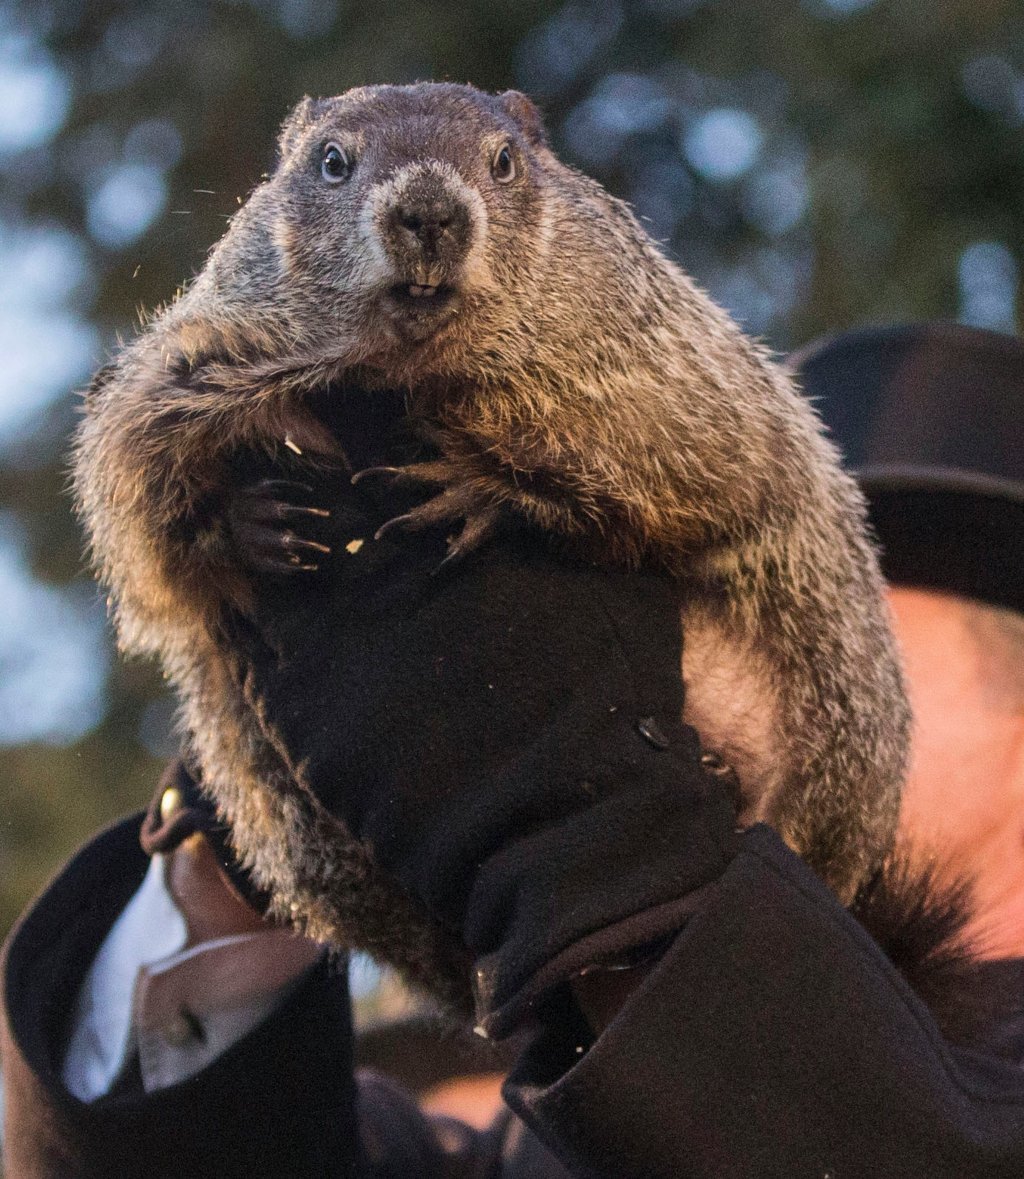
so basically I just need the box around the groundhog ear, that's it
[497,90,548,147]
[277,96,328,162]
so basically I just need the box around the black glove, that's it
[228,453,738,1038]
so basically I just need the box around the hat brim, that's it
[859,470,1024,615]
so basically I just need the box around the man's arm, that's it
[0,789,571,1178]
[510,824,1024,1179]
[0,813,367,1179]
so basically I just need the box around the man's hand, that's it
[236,472,739,1039]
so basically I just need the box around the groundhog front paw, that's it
[226,478,332,575]
[352,461,502,567]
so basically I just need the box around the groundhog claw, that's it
[374,483,502,569]
[352,459,464,488]
[227,478,332,576]
[350,466,401,486]
[373,513,416,542]
[434,506,503,573]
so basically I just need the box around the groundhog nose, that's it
[390,199,471,260]
[398,207,452,237]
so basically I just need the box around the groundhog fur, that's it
[74,82,910,1012]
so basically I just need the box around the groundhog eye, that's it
[491,143,516,184]
[321,143,353,184]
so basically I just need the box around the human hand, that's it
[236,473,738,1039]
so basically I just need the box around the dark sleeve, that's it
[505,824,1024,1179]
[0,816,570,1179]
[0,815,366,1178]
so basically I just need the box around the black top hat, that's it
[792,322,1024,615]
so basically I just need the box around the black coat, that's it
[5,816,1024,1177]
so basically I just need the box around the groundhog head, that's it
[260,83,554,371]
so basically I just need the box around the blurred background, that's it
[1,0,1022,949]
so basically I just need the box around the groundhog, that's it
[74,83,909,1006]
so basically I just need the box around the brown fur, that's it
[73,83,910,1008]
[850,855,1024,1052]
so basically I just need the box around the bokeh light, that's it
[683,108,764,183]
[0,36,71,154]
[0,223,97,439]
[959,241,1019,332]
[0,514,108,745]
[86,163,169,248]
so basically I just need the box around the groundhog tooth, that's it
[421,286,437,297]
[408,284,422,297]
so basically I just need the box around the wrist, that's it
[571,962,658,1035]
[125,762,324,1094]
[164,829,269,947]
[142,758,271,915]
[465,772,735,1041]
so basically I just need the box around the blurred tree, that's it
[0,0,1021,940]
